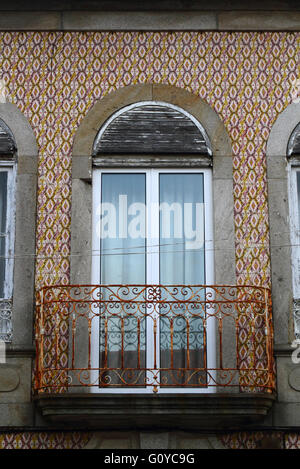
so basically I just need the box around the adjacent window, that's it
[0,119,16,342]
[289,167,300,298]
[0,166,15,299]
[287,123,300,338]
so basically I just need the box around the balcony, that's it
[34,284,275,429]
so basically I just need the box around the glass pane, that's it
[297,171,300,230]
[100,173,146,285]
[0,172,7,298]
[159,173,206,387]
[99,173,146,387]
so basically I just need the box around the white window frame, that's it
[289,163,300,300]
[91,167,216,394]
[0,161,16,301]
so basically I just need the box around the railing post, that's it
[35,288,44,393]
[264,287,274,391]
[34,289,40,392]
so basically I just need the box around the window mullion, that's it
[146,169,159,284]
[146,170,160,383]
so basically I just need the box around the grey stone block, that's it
[218,11,300,31]
[275,355,300,404]
[0,358,32,404]
[266,155,288,180]
[0,365,19,392]
[71,178,92,284]
[84,431,139,449]
[62,11,217,31]
[72,156,92,181]
[140,432,169,449]
[0,403,34,426]
[213,156,234,180]
[17,155,38,175]
[273,402,300,427]
[13,172,36,345]
[0,12,61,30]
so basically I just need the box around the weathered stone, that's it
[0,366,19,392]
[34,393,275,429]
[289,367,300,392]
[0,12,60,30]
[219,11,300,30]
[140,432,169,449]
[62,11,217,31]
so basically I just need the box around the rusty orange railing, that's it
[34,285,275,394]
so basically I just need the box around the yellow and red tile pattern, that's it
[221,431,300,449]
[0,430,300,449]
[0,32,298,290]
[0,32,299,446]
[0,431,91,449]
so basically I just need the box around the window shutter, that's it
[0,119,16,157]
[93,104,211,156]
[288,122,300,157]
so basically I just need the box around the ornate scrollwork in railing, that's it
[0,298,12,342]
[34,284,275,394]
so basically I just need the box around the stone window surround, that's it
[266,103,300,348]
[34,84,278,427]
[71,83,235,288]
[0,103,38,350]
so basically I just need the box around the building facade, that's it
[0,0,299,449]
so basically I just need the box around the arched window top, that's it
[288,122,300,157]
[93,102,212,156]
[0,118,16,157]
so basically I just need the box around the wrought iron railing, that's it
[34,285,275,394]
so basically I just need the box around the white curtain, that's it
[99,173,146,386]
[297,172,300,229]
[98,171,206,388]
[159,173,206,386]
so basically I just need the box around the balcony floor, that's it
[34,392,276,430]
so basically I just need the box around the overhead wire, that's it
[0,237,299,261]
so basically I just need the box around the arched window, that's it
[71,85,235,289]
[0,119,16,342]
[93,102,212,156]
[70,85,235,395]
[266,104,300,347]
[0,104,38,347]
[90,101,215,392]
[92,102,213,286]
